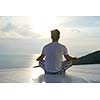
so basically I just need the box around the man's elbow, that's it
[36,54,45,61]
[36,56,41,61]
[36,58,39,61]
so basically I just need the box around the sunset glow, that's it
[31,16,59,34]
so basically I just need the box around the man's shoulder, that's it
[58,43,66,48]
[43,43,52,48]
[43,42,67,48]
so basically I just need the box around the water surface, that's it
[0,54,100,83]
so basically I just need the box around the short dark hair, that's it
[51,29,60,41]
[51,29,60,35]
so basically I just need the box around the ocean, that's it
[0,54,100,83]
[0,54,38,69]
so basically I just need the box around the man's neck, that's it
[52,40,58,42]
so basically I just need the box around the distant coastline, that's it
[73,50,100,65]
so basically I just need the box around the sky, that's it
[0,16,100,57]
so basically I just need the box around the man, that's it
[36,29,77,74]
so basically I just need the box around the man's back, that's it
[36,29,77,74]
[42,42,68,72]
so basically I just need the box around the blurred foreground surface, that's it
[0,64,100,83]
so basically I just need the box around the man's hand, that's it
[72,57,77,60]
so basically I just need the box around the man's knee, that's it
[39,60,45,69]
[62,60,72,66]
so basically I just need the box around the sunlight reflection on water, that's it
[0,54,100,83]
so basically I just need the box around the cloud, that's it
[59,16,100,29]
[0,16,100,40]
[59,22,100,38]
[0,16,35,39]
[58,26,81,40]
[0,31,27,39]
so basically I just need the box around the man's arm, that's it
[36,54,45,61]
[64,54,77,61]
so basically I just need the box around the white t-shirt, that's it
[42,42,68,72]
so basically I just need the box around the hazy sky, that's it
[0,16,100,57]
